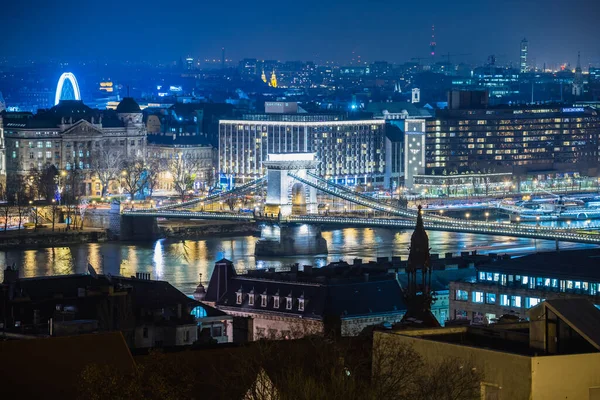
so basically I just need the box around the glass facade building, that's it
[426,106,600,176]
[219,116,387,186]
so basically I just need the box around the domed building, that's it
[116,97,143,128]
[2,98,147,196]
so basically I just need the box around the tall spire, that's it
[408,205,430,269]
[400,205,439,327]
[576,51,582,72]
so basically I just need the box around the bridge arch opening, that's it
[291,182,307,215]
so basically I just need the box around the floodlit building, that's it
[449,249,600,323]
[2,98,147,196]
[425,103,600,177]
[520,38,529,74]
[147,134,216,195]
[218,102,387,187]
[374,298,600,400]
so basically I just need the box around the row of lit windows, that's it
[456,289,541,309]
[477,271,600,295]
[236,291,304,311]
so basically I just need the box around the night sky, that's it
[2,0,599,66]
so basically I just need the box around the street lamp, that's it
[485,212,490,222]
[51,199,56,232]
[465,212,470,220]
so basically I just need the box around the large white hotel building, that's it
[219,102,388,187]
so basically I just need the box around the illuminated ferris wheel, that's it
[54,72,81,105]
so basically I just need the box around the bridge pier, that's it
[255,223,328,256]
[119,214,160,241]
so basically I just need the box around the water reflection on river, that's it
[0,228,596,294]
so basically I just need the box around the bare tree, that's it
[145,158,161,198]
[167,154,198,201]
[91,146,124,197]
[121,158,149,202]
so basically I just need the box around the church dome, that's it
[116,97,141,114]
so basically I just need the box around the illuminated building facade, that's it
[3,98,147,195]
[450,249,600,324]
[219,111,387,186]
[425,106,600,177]
[403,119,426,189]
[520,38,528,73]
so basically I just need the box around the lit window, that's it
[455,290,468,301]
[472,292,484,303]
[493,273,500,282]
[500,294,509,306]
[526,297,541,308]
[298,298,305,312]
[486,273,493,281]
[522,276,528,285]
[478,272,486,281]
[486,293,496,304]
[510,296,521,308]
[274,297,279,309]
[236,292,242,305]
[248,293,254,306]
[261,294,267,307]
[286,297,293,310]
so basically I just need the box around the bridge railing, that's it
[140,176,267,212]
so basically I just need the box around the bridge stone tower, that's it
[264,153,319,217]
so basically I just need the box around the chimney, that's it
[445,252,453,259]
[303,265,313,275]
[353,258,363,266]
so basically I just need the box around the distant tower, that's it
[261,69,267,83]
[411,88,421,104]
[400,206,439,327]
[520,38,529,73]
[572,52,583,96]
[270,70,278,88]
[185,56,194,70]
[429,25,436,57]
[221,47,226,70]
[0,91,5,112]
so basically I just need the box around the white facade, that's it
[219,119,387,186]
[403,119,426,189]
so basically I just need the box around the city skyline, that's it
[2,0,599,67]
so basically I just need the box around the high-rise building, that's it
[403,119,426,189]
[520,38,528,73]
[424,104,600,177]
[218,104,388,186]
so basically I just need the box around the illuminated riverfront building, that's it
[450,249,600,323]
[219,102,388,186]
[3,97,146,196]
[425,101,600,178]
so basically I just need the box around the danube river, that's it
[0,228,596,294]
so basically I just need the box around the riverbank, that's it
[0,228,108,250]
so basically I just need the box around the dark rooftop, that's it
[116,97,142,114]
